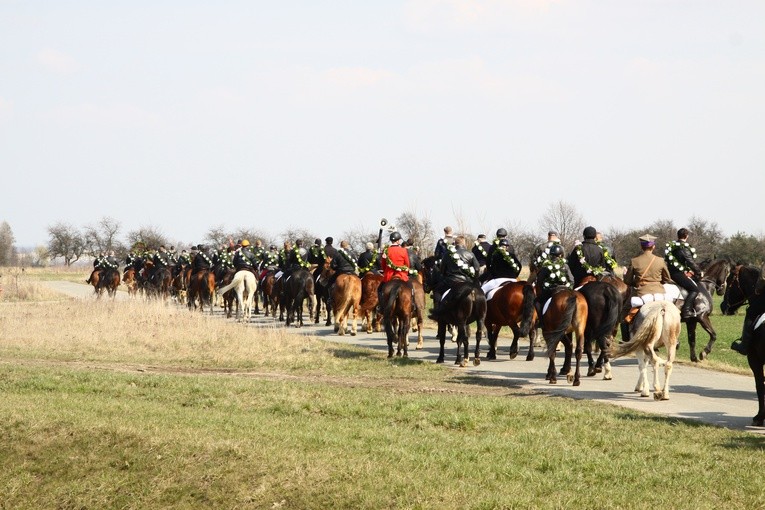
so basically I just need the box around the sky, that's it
[1,0,763,248]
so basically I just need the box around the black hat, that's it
[583,226,597,239]
[550,244,564,257]
[314,238,322,246]
[389,231,402,242]
[498,238,510,247]
[325,237,333,244]
[496,228,508,237]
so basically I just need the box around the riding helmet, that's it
[549,244,564,257]
[496,228,508,237]
[583,226,597,239]
[498,238,510,247]
[389,231,402,243]
[241,239,250,247]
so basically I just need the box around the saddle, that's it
[481,278,516,302]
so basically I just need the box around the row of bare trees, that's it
[33,201,765,267]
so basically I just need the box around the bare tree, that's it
[342,224,379,254]
[686,216,725,262]
[204,225,232,249]
[231,227,276,248]
[280,227,318,247]
[83,217,124,256]
[538,200,585,251]
[395,210,435,255]
[47,223,86,266]
[126,226,169,252]
[0,221,16,266]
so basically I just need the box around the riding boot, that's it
[681,291,698,319]
[731,314,755,355]
[534,301,543,328]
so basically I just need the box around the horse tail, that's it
[519,284,536,338]
[610,303,666,359]
[218,271,244,295]
[545,294,577,356]
[592,286,621,344]
[383,279,403,317]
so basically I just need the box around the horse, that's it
[428,281,487,367]
[87,269,102,295]
[610,300,682,401]
[409,278,426,350]
[478,281,537,362]
[578,281,622,380]
[721,264,765,426]
[280,268,316,328]
[380,278,413,357]
[358,272,384,334]
[218,268,237,318]
[218,269,258,323]
[313,259,332,326]
[259,270,281,318]
[171,262,190,304]
[123,267,138,297]
[540,289,588,385]
[699,258,732,299]
[96,268,120,299]
[317,263,362,336]
[187,270,216,314]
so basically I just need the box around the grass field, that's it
[1,270,763,509]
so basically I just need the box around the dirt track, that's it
[43,280,764,434]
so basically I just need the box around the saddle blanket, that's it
[441,288,451,301]
[481,278,517,302]
[274,271,283,281]
[755,314,765,331]
[630,283,682,308]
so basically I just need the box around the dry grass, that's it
[0,268,64,302]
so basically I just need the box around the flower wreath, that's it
[447,244,476,278]
[474,241,488,259]
[575,244,607,276]
[338,248,359,272]
[493,245,520,272]
[310,245,326,261]
[664,240,696,272]
[262,251,278,266]
[293,247,311,268]
[597,241,618,270]
[382,245,409,273]
[358,250,378,273]
[541,258,572,289]
[534,241,560,268]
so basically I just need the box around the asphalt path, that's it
[44,280,763,434]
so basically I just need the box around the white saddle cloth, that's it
[755,314,765,331]
[630,283,682,307]
[481,278,517,302]
[274,271,283,281]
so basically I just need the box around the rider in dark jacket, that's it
[567,226,609,286]
[232,240,258,273]
[665,228,703,319]
[471,234,491,275]
[430,236,480,317]
[487,238,522,280]
[191,245,213,275]
[534,244,574,324]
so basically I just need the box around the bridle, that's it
[725,267,750,310]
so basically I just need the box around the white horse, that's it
[610,301,681,401]
[218,270,257,323]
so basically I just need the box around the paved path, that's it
[45,280,762,434]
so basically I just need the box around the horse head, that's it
[721,264,760,315]
[419,256,440,292]
[701,258,731,296]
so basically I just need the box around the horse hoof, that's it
[654,392,666,401]
[594,366,602,373]
[487,353,497,361]
[473,358,481,366]
[460,360,468,368]
[549,379,557,385]
[567,375,574,384]
[752,416,765,427]
[436,357,444,364]
[350,331,356,336]
[699,351,707,361]
[603,374,612,381]
[587,368,596,377]
[508,352,518,360]
[573,379,580,387]
[526,354,534,362]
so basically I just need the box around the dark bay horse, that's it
[281,268,315,328]
[260,270,281,319]
[721,264,765,426]
[699,258,732,300]
[540,289,588,386]
[410,278,426,350]
[479,281,537,362]
[380,278,413,357]
[96,268,120,299]
[578,281,622,379]
[313,259,332,326]
[359,272,384,334]
[187,270,216,313]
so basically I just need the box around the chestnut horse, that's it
[259,270,281,318]
[317,263,362,336]
[610,301,681,401]
[479,281,537,362]
[96,268,120,299]
[187,270,216,313]
[380,278,413,358]
[540,289,588,385]
[359,272,384,334]
[123,267,138,297]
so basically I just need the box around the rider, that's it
[191,244,213,276]
[534,244,574,324]
[486,228,509,272]
[623,234,672,299]
[323,237,338,260]
[232,239,258,273]
[378,231,410,311]
[529,230,562,284]
[357,242,379,276]
[251,239,266,267]
[430,235,479,318]
[406,239,422,277]
[326,240,359,295]
[471,234,491,276]
[278,241,292,271]
[664,228,703,319]
[596,231,619,274]
[86,251,106,284]
[486,238,522,280]
[308,238,326,266]
[434,226,454,260]
[567,226,610,286]
[730,263,765,355]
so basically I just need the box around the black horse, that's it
[280,267,316,328]
[699,258,732,300]
[721,264,765,426]
[421,256,487,367]
[675,280,718,362]
[578,281,623,379]
[313,258,332,326]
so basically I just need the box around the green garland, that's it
[310,245,326,261]
[382,245,409,273]
[338,248,359,272]
[574,244,607,276]
[597,241,618,270]
[447,244,476,278]
[534,241,561,268]
[493,246,520,272]
[262,251,278,267]
[664,240,696,272]
[540,258,572,289]
[293,247,310,268]
[358,250,378,273]
[474,241,488,259]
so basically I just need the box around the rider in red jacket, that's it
[382,232,410,283]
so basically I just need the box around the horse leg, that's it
[526,327,536,361]
[385,316,395,358]
[436,322,446,363]
[569,332,583,386]
[546,352,558,384]
[655,348,674,401]
[697,314,717,361]
[636,352,650,397]
[686,320,699,362]
[508,324,520,360]
[486,323,498,360]
[751,356,765,426]
[586,339,597,377]
[415,311,424,350]
[559,333,573,377]
[458,322,469,368]
[350,303,358,337]
[473,318,483,367]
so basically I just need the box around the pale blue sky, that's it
[2,1,763,247]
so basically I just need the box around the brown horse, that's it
[578,280,623,380]
[380,278,413,358]
[259,270,281,318]
[187,270,216,313]
[330,273,362,336]
[540,289,588,385]
[479,281,537,362]
[409,278,426,349]
[359,272,384,334]
[219,268,237,319]
[87,269,102,295]
[123,267,138,297]
[96,268,120,299]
